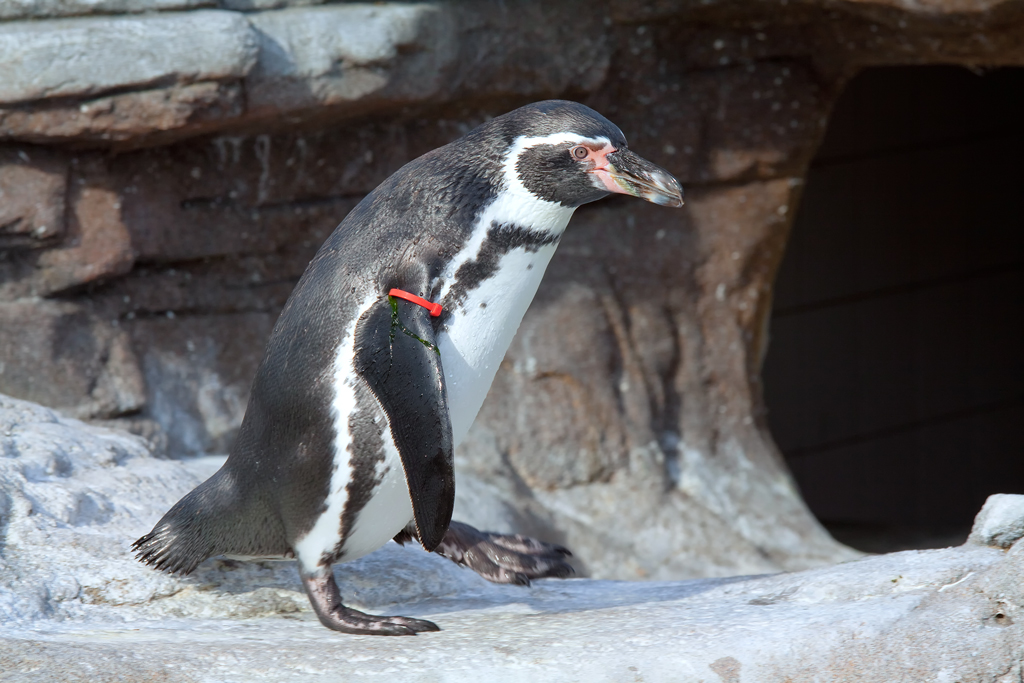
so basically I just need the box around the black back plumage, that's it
[133,101,627,573]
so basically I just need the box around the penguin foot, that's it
[301,571,439,636]
[428,520,574,586]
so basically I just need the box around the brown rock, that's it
[0,82,245,148]
[588,52,831,185]
[33,160,134,295]
[0,148,66,250]
[487,280,630,491]
[0,300,144,419]
[689,179,796,410]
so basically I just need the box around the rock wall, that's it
[3,0,1024,579]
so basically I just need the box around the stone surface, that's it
[1,394,1022,682]
[0,302,145,420]
[0,155,135,299]
[0,1,610,147]
[0,11,257,104]
[245,4,454,115]
[0,148,66,250]
[131,313,277,455]
[0,82,245,146]
[0,0,212,21]
[2,1,1024,148]
[969,494,1024,549]
[241,1,611,131]
[33,162,135,295]
[0,0,336,21]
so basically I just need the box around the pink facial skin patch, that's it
[583,143,623,194]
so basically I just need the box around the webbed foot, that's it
[424,520,574,585]
[301,571,439,636]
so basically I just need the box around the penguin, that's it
[133,100,683,635]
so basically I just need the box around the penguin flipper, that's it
[354,294,454,553]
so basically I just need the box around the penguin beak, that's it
[592,148,684,208]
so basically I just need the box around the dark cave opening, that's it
[764,65,1024,554]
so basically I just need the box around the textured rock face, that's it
[0,149,65,250]
[969,494,1024,549]
[2,394,1023,681]
[0,12,258,105]
[0,301,145,420]
[3,0,1024,583]
[0,2,609,147]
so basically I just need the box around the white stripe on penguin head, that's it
[434,133,609,302]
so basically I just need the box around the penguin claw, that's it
[301,570,439,636]
[434,521,576,585]
[319,607,439,636]
[502,570,532,587]
[487,532,572,558]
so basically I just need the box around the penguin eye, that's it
[571,145,589,160]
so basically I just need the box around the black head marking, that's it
[516,142,609,207]
[466,100,631,207]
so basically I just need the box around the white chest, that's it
[437,242,560,446]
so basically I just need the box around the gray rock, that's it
[3,392,1022,683]
[132,313,276,455]
[246,4,453,113]
[0,0,334,22]
[0,11,258,105]
[0,1,610,145]
[221,0,326,9]
[0,0,212,21]
[0,81,246,146]
[968,494,1024,549]
[244,1,610,122]
[0,393,301,625]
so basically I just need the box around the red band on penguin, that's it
[388,288,443,317]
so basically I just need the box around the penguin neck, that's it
[435,183,574,305]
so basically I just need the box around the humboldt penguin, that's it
[134,100,684,635]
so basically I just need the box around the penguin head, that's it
[485,100,684,209]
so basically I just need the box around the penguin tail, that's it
[132,473,232,576]
[133,521,212,576]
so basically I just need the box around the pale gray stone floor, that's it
[2,394,1023,682]
[3,543,1020,682]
